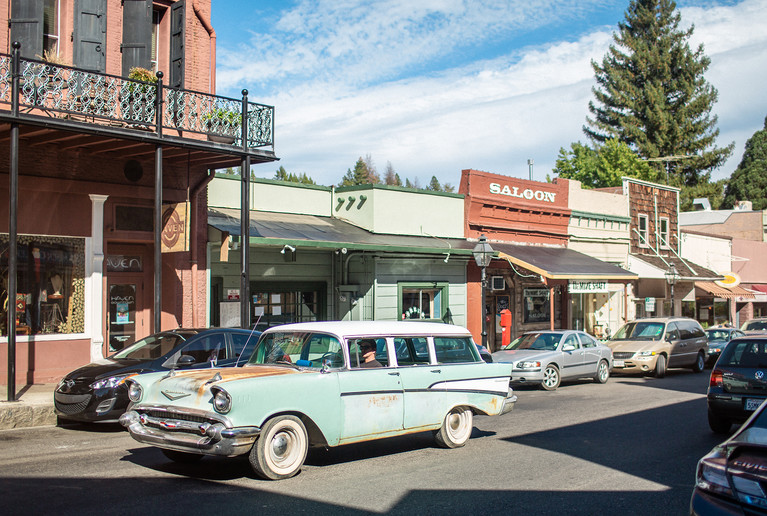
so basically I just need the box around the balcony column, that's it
[153,72,164,333]
[6,41,21,401]
[240,89,251,329]
[88,195,108,361]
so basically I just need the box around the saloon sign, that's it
[489,183,557,203]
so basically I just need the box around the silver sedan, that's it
[491,330,613,391]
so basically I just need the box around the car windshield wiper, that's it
[274,360,301,370]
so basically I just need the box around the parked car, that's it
[55,328,261,423]
[607,317,707,378]
[705,327,745,366]
[120,321,516,480]
[707,335,767,435]
[476,344,493,363]
[741,317,767,334]
[691,393,767,514]
[491,330,612,391]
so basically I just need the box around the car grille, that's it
[613,352,635,360]
[140,408,217,425]
[54,394,91,415]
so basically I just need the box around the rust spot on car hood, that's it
[157,366,304,396]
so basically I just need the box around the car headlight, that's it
[90,374,135,390]
[634,351,656,357]
[211,387,232,414]
[516,361,541,369]
[127,381,143,402]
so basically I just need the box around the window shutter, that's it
[73,0,107,72]
[121,0,153,77]
[10,0,44,59]
[169,0,185,89]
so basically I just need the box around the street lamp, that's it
[665,263,679,316]
[472,234,494,349]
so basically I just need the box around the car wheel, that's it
[249,415,308,480]
[708,410,732,435]
[653,355,666,378]
[541,364,561,391]
[692,351,705,373]
[594,360,610,384]
[161,449,204,463]
[434,406,474,449]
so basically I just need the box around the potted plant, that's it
[204,107,242,144]
[125,67,158,124]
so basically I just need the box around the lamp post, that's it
[472,234,494,349]
[665,263,679,316]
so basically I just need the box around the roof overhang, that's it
[695,282,755,299]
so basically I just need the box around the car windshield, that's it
[706,329,731,341]
[743,321,767,331]
[248,331,343,369]
[503,333,562,351]
[719,340,767,368]
[611,322,665,341]
[110,332,193,360]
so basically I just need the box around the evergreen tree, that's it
[384,162,400,186]
[585,0,732,187]
[428,176,442,191]
[274,166,289,181]
[405,178,413,188]
[273,166,316,185]
[723,116,767,210]
[442,183,455,193]
[339,157,371,186]
[393,173,402,187]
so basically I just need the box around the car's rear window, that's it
[707,329,731,341]
[434,337,480,363]
[744,321,767,332]
[719,340,767,368]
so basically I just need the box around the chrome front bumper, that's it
[500,393,518,415]
[120,410,260,457]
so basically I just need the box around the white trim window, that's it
[638,214,649,248]
[659,216,670,249]
[43,0,60,56]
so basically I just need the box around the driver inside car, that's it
[357,339,382,368]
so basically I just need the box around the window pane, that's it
[434,337,479,363]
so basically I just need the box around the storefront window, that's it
[247,282,325,331]
[1,234,85,336]
[399,282,448,321]
[523,288,550,323]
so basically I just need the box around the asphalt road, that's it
[0,369,722,515]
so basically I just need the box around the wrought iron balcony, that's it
[0,49,273,149]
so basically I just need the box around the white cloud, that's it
[220,0,767,186]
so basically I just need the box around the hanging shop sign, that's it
[645,297,656,312]
[489,183,557,203]
[161,202,190,253]
[568,281,608,294]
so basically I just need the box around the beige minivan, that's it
[607,317,707,377]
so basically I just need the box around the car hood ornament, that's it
[162,390,191,401]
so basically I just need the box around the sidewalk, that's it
[0,384,57,430]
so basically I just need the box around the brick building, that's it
[0,0,276,394]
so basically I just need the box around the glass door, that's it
[107,277,144,353]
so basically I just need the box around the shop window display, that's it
[399,283,448,321]
[1,234,85,336]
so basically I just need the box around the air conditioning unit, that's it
[491,276,506,291]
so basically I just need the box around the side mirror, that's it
[177,354,196,367]
[562,344,575,352]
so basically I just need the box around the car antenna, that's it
[235,314,263,367]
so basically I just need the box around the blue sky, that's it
[212,0,767,188]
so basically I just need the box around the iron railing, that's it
[0,50,273,149]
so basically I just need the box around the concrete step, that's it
[0,385,57,430]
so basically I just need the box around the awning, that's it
[493,243,637,281]
[750,285,767,294]
[208,208,474,256]
[695,282,755,299]
[628,254,723,281]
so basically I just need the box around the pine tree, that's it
[723,116,767,210]
[428,176,442,191]
[339,157,371,186]
[274,166,289,181]
[584,0,732,187]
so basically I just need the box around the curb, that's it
[0,403,57,430]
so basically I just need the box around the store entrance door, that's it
[105,245,152,354]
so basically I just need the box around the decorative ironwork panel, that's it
[0,56,11,104]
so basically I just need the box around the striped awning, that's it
[695,282,755,299]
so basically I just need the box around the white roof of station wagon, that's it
[262,321,473,339]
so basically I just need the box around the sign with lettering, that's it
[568,281,608,293]
[106,255,143,273]
[490,183,556,203]
[161,202,190,253]
[645,297,656,312]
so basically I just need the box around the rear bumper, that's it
[500,394,517,415]
[120,410,260,457]
[708,393,767,423]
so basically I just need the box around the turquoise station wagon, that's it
[120,321,516,480]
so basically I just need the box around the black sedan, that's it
[705,327,745,367]
[55,328,261,423]
[707,335,767,434]
[692,395,767,514]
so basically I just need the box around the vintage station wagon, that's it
[120,321,516,480]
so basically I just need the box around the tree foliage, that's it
[553,139,661,188]
[723,116,767,210]
[273,166,316,185]
[585,0,732,187]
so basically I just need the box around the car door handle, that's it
[431,369,441,373]
[388,371,400,376]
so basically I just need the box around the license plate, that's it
[613,359,624,367]
[746,398,764,411]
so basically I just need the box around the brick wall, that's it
[627,181,679,254]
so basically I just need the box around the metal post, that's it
[153,73,164,333]
[480,266,487,348]
[6,42,21,402]
[527,159,534,181]
[240,89,251,329]
[670,283,675,317]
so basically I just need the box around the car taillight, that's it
[710,369,723,387]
